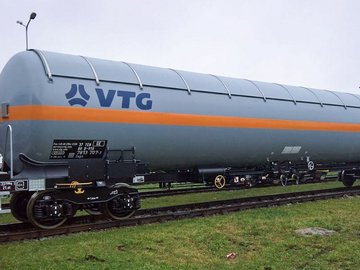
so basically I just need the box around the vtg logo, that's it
[65,84,153,110]
[65,84,90,106]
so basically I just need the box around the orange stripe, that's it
[1,105,360,132]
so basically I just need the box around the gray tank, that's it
[1,50,360,173]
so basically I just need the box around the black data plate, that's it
[0,180,28,192]
[50,140,107,159]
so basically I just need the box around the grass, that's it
[1,194,360,269]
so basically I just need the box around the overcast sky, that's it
[0,0,359,93]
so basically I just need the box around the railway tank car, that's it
[0,49,360,228]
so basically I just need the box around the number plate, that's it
[0,180,28,191]
[50,140,107,159]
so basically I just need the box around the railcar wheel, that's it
[341,171,356,187]
[291,174,300,185]
[26,191,70,229]
[103,184,138,220]
[280,174,288,186]
[214,175,226,189]
[103,198,136,220]
[10,192,32,222]
[103,195,136,220]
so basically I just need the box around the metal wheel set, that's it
[10,185,139,229]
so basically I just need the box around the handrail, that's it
[325,90,347,109]
[122,62,143,90]
[274,83,296,104]
[169,69,191,94]
[29,49,53,82]
[80,56,100,85]
[210,74,232,98]
[243,79,267,102]
[346,92,360,104]
[299,86,323,107]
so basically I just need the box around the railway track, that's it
[0,185,358,243]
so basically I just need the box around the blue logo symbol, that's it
[65,84,90,106]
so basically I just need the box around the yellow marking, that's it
[56,181,93,187]
[70,181,79,189]
[56,181,92,194]
[75,188,85,194]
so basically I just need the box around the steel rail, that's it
[0,185,358,243]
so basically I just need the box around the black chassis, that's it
[141,159,360,186]
[0,148,147,207]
